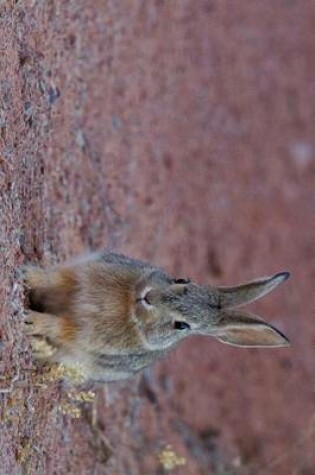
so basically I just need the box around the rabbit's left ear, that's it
[214,310,290,348]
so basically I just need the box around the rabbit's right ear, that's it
[216,272,290,309]
[214,310,290,348]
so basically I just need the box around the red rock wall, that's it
[0,1,314,474]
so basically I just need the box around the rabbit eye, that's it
[173,278,190,284]
[174,321,191,330]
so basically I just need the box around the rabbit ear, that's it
[216,272,290,309]
[213,310,290,347]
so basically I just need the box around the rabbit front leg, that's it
[24,311,58,360]
[24,310,79,362]
[23,265,78,314]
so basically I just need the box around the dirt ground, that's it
[0,1,314,474]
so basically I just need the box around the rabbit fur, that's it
[24,251,290,382]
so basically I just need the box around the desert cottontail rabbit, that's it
[24,251,290,382]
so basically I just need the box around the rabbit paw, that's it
[24,310,58,360]
[30,336,56,360]
[25,310,49,335]
[22,265,49,289]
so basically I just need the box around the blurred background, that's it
[0,1,314,474]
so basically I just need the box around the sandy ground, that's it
[0,1,314,474]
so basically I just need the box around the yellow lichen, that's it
[58,388,95,419]
[59,402,82,419]
[41,363,86,384]
[67,389,95,403]
[16,440,32,464]
[158,445,186,471]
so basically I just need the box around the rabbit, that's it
[23,250,291,382]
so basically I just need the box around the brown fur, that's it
[59,316,79,344]
[23,251,290,382]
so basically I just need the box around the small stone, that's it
[48,85,60,104]
[290,141,313,170]
[76,129,86,150]
[112,115,122,129]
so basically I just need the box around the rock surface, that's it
[0,1,314,474]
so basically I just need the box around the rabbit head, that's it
[134,272,290,351]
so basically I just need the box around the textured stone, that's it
[0,1,314,474]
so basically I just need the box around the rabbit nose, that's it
[143,289,161,305]
[137,287,162,306]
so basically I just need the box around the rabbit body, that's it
[24,251,290,382]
